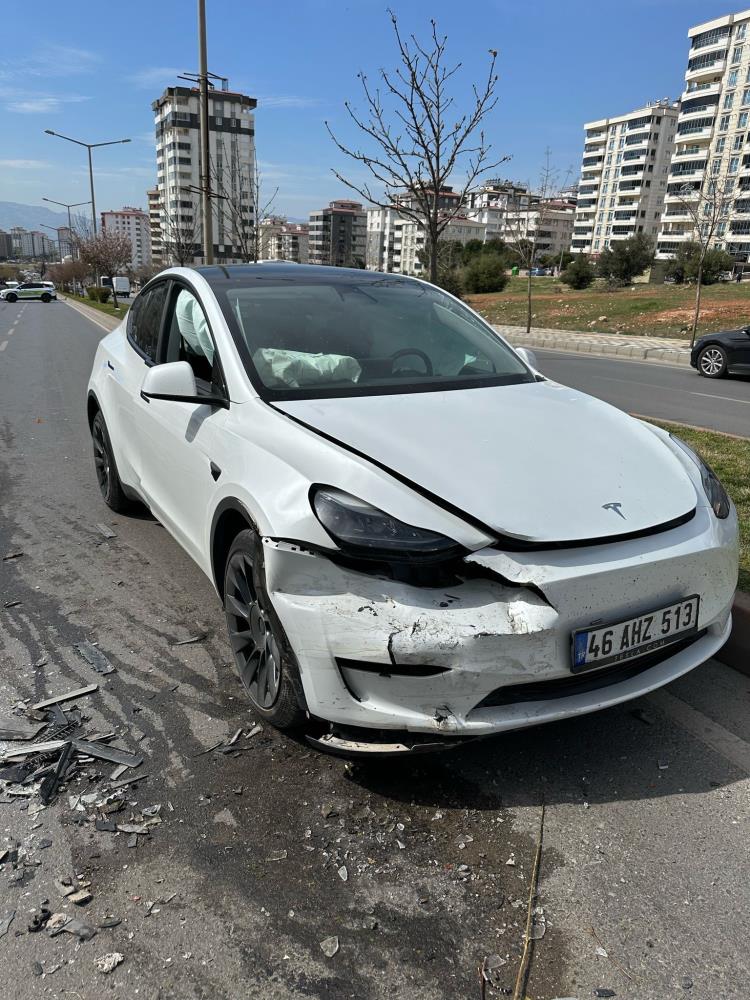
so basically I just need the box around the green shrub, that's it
[463,255,508,294]
[435,268,464,298]
[560,255,595,290]
[86,286,98,301]
[97,287,111,303]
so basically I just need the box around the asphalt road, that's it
[1,297,749,999]
[534,349,750,438]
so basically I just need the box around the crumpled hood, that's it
[276,381,697,543]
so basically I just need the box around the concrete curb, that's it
[495,326,693,368]
[717,592,750,675]
[61,295,122,333]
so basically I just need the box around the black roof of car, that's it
[194,263,415,286]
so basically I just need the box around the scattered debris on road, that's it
[74,639,116,675]
[95,523,117,539]
[320,935,339,958]
[95,951,124,974]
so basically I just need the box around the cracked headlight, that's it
[312,487,461,561]
[670,434,731,519]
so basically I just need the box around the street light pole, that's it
[42,198,91,258]
[198,0,214,264]
[43,131,131,236]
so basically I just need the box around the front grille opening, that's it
[475,631,705,709]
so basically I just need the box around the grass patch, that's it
[468,277,750,340]
[65,292,131,320]
[650,420,749,593]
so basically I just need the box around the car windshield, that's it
[216,276,534,399]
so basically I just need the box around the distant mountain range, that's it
[0,201,76,232]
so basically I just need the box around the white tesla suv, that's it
[86,265,738,754]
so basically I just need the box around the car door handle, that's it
[107,360,115,371]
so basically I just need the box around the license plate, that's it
[571,595,700,673]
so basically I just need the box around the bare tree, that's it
[326,10,506,284]
[212,142,278,261]
[160,196,201,267]
[673,177,733,345]
[77,232,132,308]
[503,152,572,333]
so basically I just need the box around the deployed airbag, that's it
[253,348,361,388]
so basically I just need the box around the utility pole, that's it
[198,0,213,264]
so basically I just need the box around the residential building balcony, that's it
[681,80,722,102]
[619,181,642,191]
[662,207,693,221]
[679,103,718,122]
[585,131,606,144]
[675,124,713,141]
[689,32,730,55]
[685,56,726,82]
[571,239,590,249]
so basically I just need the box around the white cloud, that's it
[0,87,90,114]
[257,95,323,110]
[0,44,101,82]
[127,67,183,89]
[0,159,49,169]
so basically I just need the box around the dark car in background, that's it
[691,326,750,378]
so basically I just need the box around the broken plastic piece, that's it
[74,641,115,675]
[0,718,46,741]
[32,684,98,711]
[95,524,116,539]
[172,632,208,646]
[73,740,142,768]
[39,741,75,805]
[0,911,15,938]
[320,935,339,958]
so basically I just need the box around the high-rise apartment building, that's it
[572,100,679,255]
[0,231,14,260]
[308,200,366,267]
[500,200,576,260]
[9,228,57,259]
[152,83,256,264]
[657,10,750,261]
[466,180,537,240]
[146,188,163,265]
[101,207,152,269]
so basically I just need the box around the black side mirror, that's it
[744,326,750,336]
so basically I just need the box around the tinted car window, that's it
[216,277,533,399]
[128,283,168,362]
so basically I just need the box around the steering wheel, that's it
[390,348,433,376]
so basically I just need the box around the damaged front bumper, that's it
[263,505,738,736]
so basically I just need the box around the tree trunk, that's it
[428,230,438,284]
[691,260,704,347]
[526,269,532,334]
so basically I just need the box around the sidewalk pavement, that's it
[62,294,122,332]
[495,323,693,366]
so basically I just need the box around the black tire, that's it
[91,410,131,513]
[223,528,306,729]
[41,293,51,303]
[697,344,728,379]
[6,293,17,303]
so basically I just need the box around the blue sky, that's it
[0,0,741,220]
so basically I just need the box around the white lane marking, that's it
[689,391,750,406]
[648,687,750,776]
[0,341,7,351]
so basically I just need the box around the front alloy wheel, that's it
[224,530,305,729]
[91,411,130,512]
[698,345,728,378]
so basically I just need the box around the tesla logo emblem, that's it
[603,502,626,520]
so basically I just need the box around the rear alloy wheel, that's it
[6,293,17,303]
[41,293,51,303]
[698,345,728,378]
[224,529,305,729]
[91,410,131,512]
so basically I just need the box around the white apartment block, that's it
[101,207,152,269]
[10,228,56,259]
[146,188,163,265]
[466,180,537,239]
[259,218,309,263]
[152,84,256,264]
[395,215,486,276]
[500,202,576,260]
[572,100,679,255]
[657,9,750,261]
